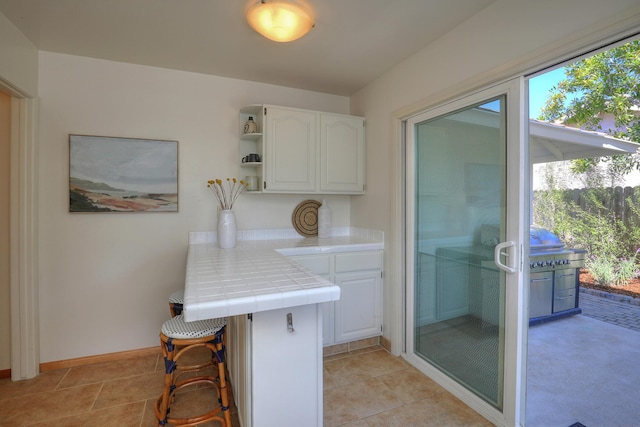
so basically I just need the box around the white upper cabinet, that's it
[264,106,317,192]
[320,114,365,193]
[240,104,365,194]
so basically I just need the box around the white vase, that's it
[318,199,331,238]
[217,209,237,248]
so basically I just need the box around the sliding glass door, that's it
[405,79,528,426]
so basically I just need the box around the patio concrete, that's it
[526,310,640,427]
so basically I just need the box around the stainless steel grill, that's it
[529,226,586,324]
[529,226,586,271]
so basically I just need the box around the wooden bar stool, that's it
[155,314,232,427]
[168,290,184,317]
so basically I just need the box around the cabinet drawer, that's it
[290,255,331,275]
[554,270,577,290]
[335,251,383,273]
[553,288,576,313]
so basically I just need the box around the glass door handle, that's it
[494,241,517,273]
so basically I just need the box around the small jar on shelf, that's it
[243,116,258,134]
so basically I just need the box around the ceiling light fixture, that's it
[246,0,315,43]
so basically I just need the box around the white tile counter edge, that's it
[188,227,384,255]
[183,227,383,321]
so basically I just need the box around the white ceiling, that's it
[0,0,495,96]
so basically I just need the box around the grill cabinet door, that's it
[553,270,577,313]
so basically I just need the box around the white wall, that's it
[350,0,640,353]
[37,52,351,362]
[0,12,38,96]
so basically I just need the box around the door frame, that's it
[402,78,529,427]
[0,79,40,381]
[385,20,640,427]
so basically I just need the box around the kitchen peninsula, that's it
[183,230,383,427]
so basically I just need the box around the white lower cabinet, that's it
[287,254,334,345]
[334,270,382,343]
[226,249,382,427]
[288,250,383,346]
[228,304,323,427]
[228,314,251,427]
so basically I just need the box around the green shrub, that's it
[586,253,639,287]
[533,174,640,287]
[586,256,616,286]
[617,251,640,285]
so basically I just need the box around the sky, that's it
[483,67,567,117]
[528,67,566,119]
[529,65,640,189]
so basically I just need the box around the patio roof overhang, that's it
[530,120,640,164]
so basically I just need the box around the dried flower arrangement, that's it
[207,178,248,210]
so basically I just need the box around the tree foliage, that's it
[539,40,640,176]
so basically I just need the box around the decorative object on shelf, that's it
[69,134,178,213]
[207,178,248,248]
[318,199,331,238]
[246,0,315,43]
[243,116,258,134]
[242,153,261,163]
[292,199,321,237]
[245,175,259,191]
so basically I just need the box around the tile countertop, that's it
[183,233,384,321]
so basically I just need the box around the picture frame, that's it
[69,134,178,213]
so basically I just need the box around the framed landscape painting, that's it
[69,135,178,213]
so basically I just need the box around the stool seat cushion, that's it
[168,290,184,304]
[161,314,227,339]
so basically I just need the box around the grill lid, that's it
[530,226,564,251]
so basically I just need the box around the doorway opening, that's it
[0,79,39,382]
[403,34,640,427]
[526,37,640,427]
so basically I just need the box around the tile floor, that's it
[323,346,492,427]
[0,345,491,427]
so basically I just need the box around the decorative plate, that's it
[292,200,321,237]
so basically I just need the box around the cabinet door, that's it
[227,315,252,427]
[319,114,365,193]
[416,252,437,325]
[252,305,323,426]
[435,252,470,321]
[289,254,334,345]
[264,106,316,192]
[334,270,382,343]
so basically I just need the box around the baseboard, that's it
[380,335,392,352]
[40,346,161,372]
[0,369,10,379]
[323,336,381,357]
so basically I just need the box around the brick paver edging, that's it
[579,287,640,306]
